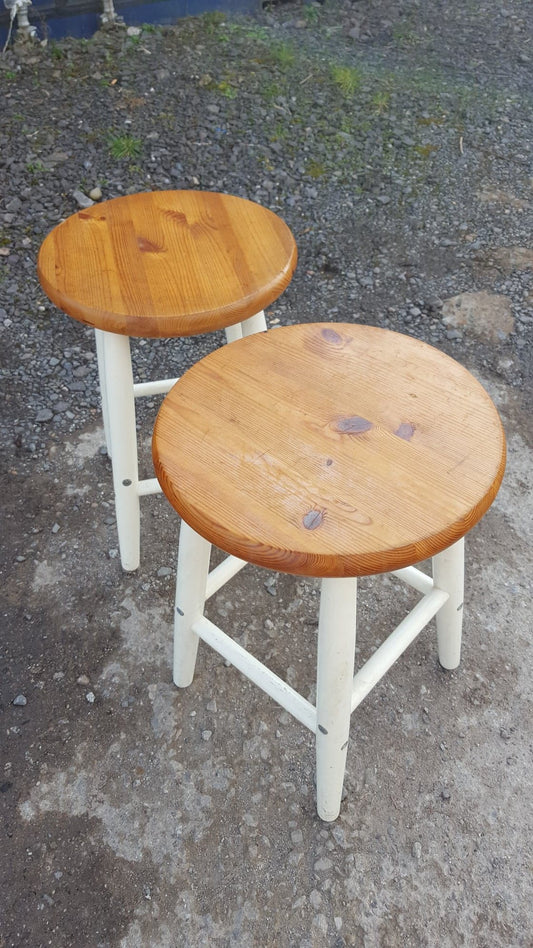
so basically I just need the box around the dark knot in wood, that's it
[395,422,416,440]
[335,416,373,434]
[302,509,325,530]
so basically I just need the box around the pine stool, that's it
[152,323,506,821]
[37,190,297,570]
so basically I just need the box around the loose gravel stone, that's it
[72,190,94,209]
[12,694,27,707]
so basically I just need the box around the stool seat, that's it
[37,190,297,338]
[153,323,506,577]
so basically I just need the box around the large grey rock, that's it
[441,291,514,343]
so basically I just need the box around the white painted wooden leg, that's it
[433,538,465,670]
[174,521,212,687]
[95,329,112,458]
[224,323,243,343]
[102,332,140,572]
[241,310,267,335]
[224,311,267,344]
[316,577,358,821]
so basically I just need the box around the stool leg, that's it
[174,521,212,687]
[224,311,267,344]
[101,331,140,572]
[94,329,112,458]
[241,310,267,335]
[224,324,243,343]
[316,577,358,821]
[433,538,464,670]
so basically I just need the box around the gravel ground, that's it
[1,1,532,946]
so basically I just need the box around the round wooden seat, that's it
[153,323,506,578]
[37,190,297,338]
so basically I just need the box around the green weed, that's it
[391,23,418,47]
[270,42,296,69]
[306,159,326,179]
[26,160,47,175]
[107,133,142,160]
[330,64,363,96]
[371,90,391,114]
[202,10,226,34]
[303,4,321,26]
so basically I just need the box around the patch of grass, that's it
[215,79,237,99]
[107,133,142,160]
[270,42,296,69]
[306,159,327,179]
[414,144,439,157]
[330,64,363,96]
[391,23,418,47]
[202,10,226,34]
[417,114,447,126]
[26,160,47,175]
[5,69,17,80]
[371,90,391,114]
[50,43,65,61]
[262,81,281,103]
[269,121,290,142]
[303,4,321,26]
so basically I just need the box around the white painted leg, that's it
[174,521,212,687]
[95,329,112,458]
[433,538,465,670]
[241,310,267,335]
[224,310,267,344]
[315,577,358,821]
[102,332,140,572]
[224,323,243,343]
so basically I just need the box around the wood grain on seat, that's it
[37,190,297,338]
[153,323,506,578]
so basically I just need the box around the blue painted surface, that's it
[1,0,260,43]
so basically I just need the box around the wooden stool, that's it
[37,190,297,570]
[152,323,506,821]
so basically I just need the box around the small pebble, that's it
[36,409,53,423]
[89,187,102,201]
[412,841,422,859]
[441,788,451,800]
[13,694,27,707]
[86,692,96,704]
[72,189,94,209]
[51,523,60,534]
[77,675,90,686]
[202,729,212,741]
